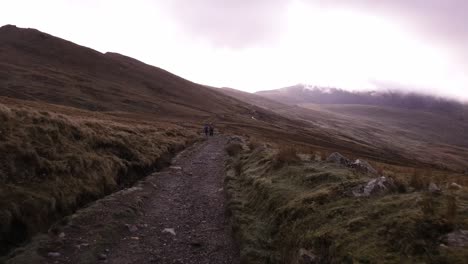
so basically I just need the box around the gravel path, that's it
[106,136,239,263]
[7,136,239,264]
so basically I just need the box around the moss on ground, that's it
[225,143,468,263]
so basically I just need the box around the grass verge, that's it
[225,140,468,263]
[0,102,197,255]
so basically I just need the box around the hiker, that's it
[209,125,214,136]
[203,124,209,136]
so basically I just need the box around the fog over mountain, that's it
[256,84,466,114]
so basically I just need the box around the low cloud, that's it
[370,79,467,102]
[160,0,290,48]
[163,0,468,53]
[317,0,468,64]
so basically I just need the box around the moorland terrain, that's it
[1,25,467,263]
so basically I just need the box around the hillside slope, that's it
[220,88,468,171]
[0,25,252,120]
[1,25,406,163]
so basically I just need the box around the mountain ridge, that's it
[256,84,465,114]
[0,25,260,119]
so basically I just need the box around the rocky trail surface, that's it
[7,136,239,264]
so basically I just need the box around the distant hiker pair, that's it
[204,124,214,136]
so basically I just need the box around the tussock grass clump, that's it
[247,139,261,151]
[0,102,196,255]
[388,174,408,193]
[446,194,457,225]
[233,159,243,177]
[225,143,243,157]
[420,192,436,217]
[410,169,431,190]
[273,146,300,168]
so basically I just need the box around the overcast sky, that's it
[1,0,467,100]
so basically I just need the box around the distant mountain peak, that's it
[256,84,464,114]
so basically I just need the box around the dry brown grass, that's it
[247,139,261,151]
[0,101,197,254]
[420,192,436,217]
[446,194,458,225]
[409,169,431,190]
[318,150,328,161]
[273,146,300,168]
[233,159,243,177]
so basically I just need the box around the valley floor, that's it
[7,136,239,264]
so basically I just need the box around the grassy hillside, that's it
[0,97,197,254]
[300,104,468,171]
[219,88,468,171]
[225,140,468,263]
[0,25,254,120]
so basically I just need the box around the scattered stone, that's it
[298,248,317,264]
[47,252,61,258]
[228,136,244,144]
[104,249,110,253]
[169,166,182,171]
[428,183,442,194]
[353,176,395,197]
[162,228,176,236]
[126,224,139,233]
[327,152,350,166]
[98,253,107,260]
[442,230,468,247]
[138,223,148,228]
[190,241,202,248]
[58,232,65,239]
[440,243,448,248]
[130,236,140,240]
[449,182,462,190]
[351,159,378,175]
[121,186,143,194]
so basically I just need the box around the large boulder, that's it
[428,183,442,194]
[441,230,468,247]
[449,182,463,190]
[353,176,395,197]
[326,152,350,166]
